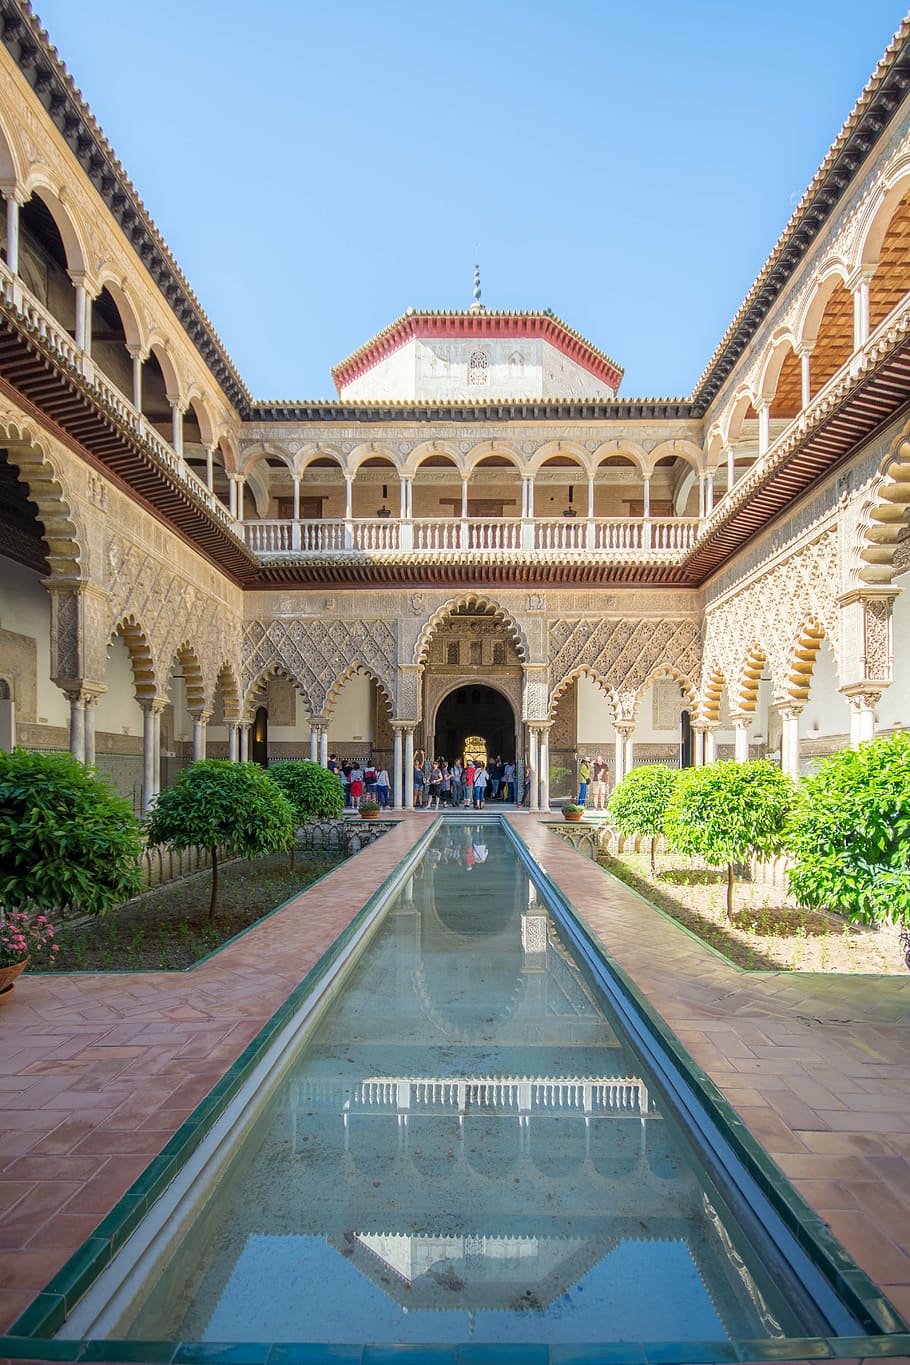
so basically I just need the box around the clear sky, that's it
[30,1,907,400]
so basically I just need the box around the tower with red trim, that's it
[332,272,623,402]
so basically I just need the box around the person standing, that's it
[473,762,488,809]
[463,758,476,807]
[427,758,442,810]
[577,756,591,807]
[376,765,391,808]
[451,758,463,808]
[590,754,607,810]
[488,756,501,802]
[502,759,515,802]
[348,761,364,810]
[413,750,425,808]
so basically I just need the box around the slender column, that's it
[527,479,534,518]
[129,349,143,412]
[614,726,625,786]
[399,479,409,519]
[292,476,301,520]
[73,280,87,350]
[84,695,97,767]
[846,693,877,747]
[623,729,634,776]
[587,476,595,519]
[799,349,811,408]
[461,478,468,519]
[344,475,353,519]
[69,692,86,763]
[852,275,871,349]
[692,724,705,767]
[319,725,328,768]
[705,471,715,515]
[228,722,240,762]
[780,708,800,778]
[228,475,238,518]
[192,712,208,761]
[239,722,250,762]
[4,191,20,275]
[704,726,717,764]
[733,718,750,763]
[83,288,98,358]
[726,444,735,493]
[141,701,161,814]
[406,478,413,518]
[392,726,403,809]
[404,727,415,810]
[642,477,651,518]
[310,723,319,761]
[539,729,550,811]
[757,399,770,456]
[170,400,184,459]
[528,728,539,811]
[205,445,215,491]
[698,474,706,519]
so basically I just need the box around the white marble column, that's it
[141,701,161,814]
[73,279,88,350]
[320,726,329,767]
[623,729,634,777]
[799,349,811,409]
[192,712,208,761]
[4,191,21,275]
[205,446,215,492]
[392,727,403,809]
[292,476,301,520]
[852,274,871,349]
[239,722,250,762]
[84,695,98,767]
[704,726,717,764]
[528,728,539,812]
[228,722,239,762]
[726,445,735,494]
[847,693,877,747]
[780,708,800,778]
[757,400,770,456]
[310,724,319,761]
[733,718,750,763]
[152,706,162,797]
[68,691,86,763]
[169,400,184,459]
[129,349,143,413]
[614,726,625,786]
[692,725,705,767]
[539,729,550,812]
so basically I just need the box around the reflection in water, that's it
[122,825,805,1345]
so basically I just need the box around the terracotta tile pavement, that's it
[0,810,908,1359]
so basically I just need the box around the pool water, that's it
[111,824,833,1345]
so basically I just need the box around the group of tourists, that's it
[326,755,391,808]
[577,753,611,808]
[413,752,520,809]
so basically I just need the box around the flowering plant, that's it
[0,911,61,968]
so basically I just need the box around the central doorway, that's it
[433,685,515,764]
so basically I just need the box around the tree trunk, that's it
[209,848,219,921]
[289,834,296,872]
[650,835,657,874]
[726,862,734,921]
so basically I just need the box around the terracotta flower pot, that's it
[563,810,584,822]
[0,956,29,999]
[359,809,381,820]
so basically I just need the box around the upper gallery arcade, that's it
[0,1,909,811]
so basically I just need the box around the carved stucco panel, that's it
[703,527,841,703]
[548,617,702,716]
[242,617,397,715]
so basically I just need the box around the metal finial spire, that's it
[469,262,485,313]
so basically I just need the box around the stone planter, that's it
[359,809,381,820]
[562,810,585,822]
[0,956,29,1000]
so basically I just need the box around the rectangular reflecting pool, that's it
[54,820,875,1350]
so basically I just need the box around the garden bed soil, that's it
[33,851,343,972]
[598,851,905,974]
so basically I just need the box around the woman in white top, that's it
[376,767,391,808]
[472,763,488,809]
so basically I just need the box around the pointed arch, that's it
[325,661,394,718]
[169,641,206,714]
[700,664,726,724]
[634,663,699,718]
[784,618,830,707]
[854,431,910,586]
[734,645,768,716]
[549,666,617,721]
[213,660,242,723]
[0,412,85,577]
[243,661,314,717]
[413,594,530,667]
[108,615,158,701]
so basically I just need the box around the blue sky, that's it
[32,1,906,400]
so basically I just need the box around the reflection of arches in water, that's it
[434,684,516,764]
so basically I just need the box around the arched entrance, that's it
[433,684,516,764]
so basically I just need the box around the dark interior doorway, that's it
[434,686,515,764]
[252,705,268,766]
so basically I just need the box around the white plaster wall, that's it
[338,336,615,401]
[267,690,311,740]
[801,640,851,737]
[327,672,373,745]
[878,569,910,731]
[576,675,615,745]
[93,634,144,735]
[0,557,67,725]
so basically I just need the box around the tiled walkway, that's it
[1,812,909,1360]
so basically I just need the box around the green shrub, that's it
[268,760,344,821]
[145,760,294,917]
[0,748,143,916]
[786,732,910,927]
[607,764,679,871]
[663,760,796,919]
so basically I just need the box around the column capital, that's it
[840,685,884,709]
[140,696,169,717]
[775,701,804,720]
[0,183,26,206]
[191,708,213,724]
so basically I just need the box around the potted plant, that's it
[0,911,60,998]
[359,800,382,820]
[561,803,585,821]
